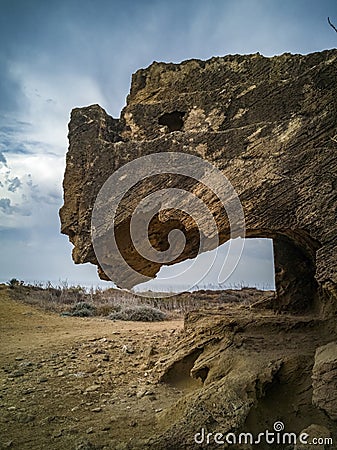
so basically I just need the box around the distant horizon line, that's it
[0,277,276,292]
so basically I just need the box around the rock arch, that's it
[60,50,337,315]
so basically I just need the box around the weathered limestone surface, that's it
[143,306,337,450]
[60,50,337,313]
[312,341,337,421]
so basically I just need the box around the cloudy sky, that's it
[0,0,336,290]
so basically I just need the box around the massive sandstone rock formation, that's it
[60,49,337,314]
[59,50,337,449]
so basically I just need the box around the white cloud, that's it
[0,151,64,230]
[7,60,107,152]
[0,197,29,215]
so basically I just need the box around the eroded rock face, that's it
[312,342,337,421]
[60,50,337,314]
[295,424,331,450]
[146,306,337,450]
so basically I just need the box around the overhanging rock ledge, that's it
[60,49,337,315]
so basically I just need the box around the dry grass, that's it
[2,279,275,320]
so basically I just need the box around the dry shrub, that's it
[108,305,166,322]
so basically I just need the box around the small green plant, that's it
[109,305,166,322]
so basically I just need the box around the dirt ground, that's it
[0,288,185,450]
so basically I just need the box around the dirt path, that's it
[0,291,184,450]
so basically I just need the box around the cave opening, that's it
[271,232,320,312]
[158,111,185,132]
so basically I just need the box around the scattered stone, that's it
[53,430,63,438]
[17,413,35,423]
[144,345,154,356]
[122,345,135,354]
[114,444,128,450]
[72,372,86,378]
[19,361,33,368]
[86,427,94,434]
[39,377,48,383]
[136,390,146,399]
[42,416,56,424]
[75,439,96,450]
[9,370,24,378]
[91,407,102,413]
[127,391,136,397]
[85,385,99,393]
[144,390,155,396]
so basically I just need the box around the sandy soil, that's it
[0,289,184,450]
